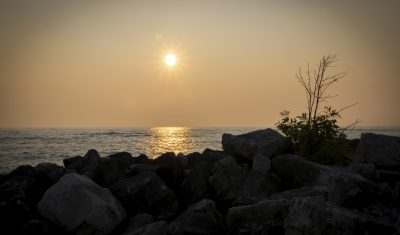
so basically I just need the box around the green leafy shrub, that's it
[276,55,356,165]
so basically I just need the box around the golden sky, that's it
[1,0,399,128]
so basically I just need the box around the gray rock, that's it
[37,173,126,235]
[209,156,249,204]
[284,197,397,235]
[95,152,135,186]
[169,199,224,235]
[227,199,290,235]
[123,221,167,235]
[252,154,271,173]
[227,197,397,235]
[0,163,65,233]
[123,214,154,235]
[358,133,400,170]
[222,128,287,159]
[63,149,100,180]
[181,161,214,205]
[271,154,377,208]
[348,163,377,180]
[268,186,329,202]
[236,155,279,204]
[126,164,159,176]
[377,170,400,186]
[110,171,177,219]
[152,152,185,191]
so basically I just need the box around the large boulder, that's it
[222,128,287,159]
[151,152,185,191]
[180,150,228,205]
[357,133,400,170]
[226,199,290,235]
[227,197,397,235]
[95,152,135,186]
[348,163,377,180]
[122,213,154,235]
[0,164,65,234]
[110,171,178,219]
[63,149,100,180]
[37,173,126,235]
[271,154,377,208]
[209,156,249,205]
[169,199,224,235]
[284,197,397,235]
[122,221,167,235]
[236,154,280,204]
[181,161,214,205]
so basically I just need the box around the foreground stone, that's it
[222,128,287,159]
[63,149,100,180]
[358,133,400,170]
[95,152,136,186]
[227,197,397,235]
[271,154,378,208]
[110,171,178,219]
[37,173,126,235]
[0,163,64,233]
[169,199,224,235]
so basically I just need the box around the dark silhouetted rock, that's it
[185,152,203,169]
[37,173,126,235]
[236,154,280,204]
[202,148,229,163]
[227,199,290,235]
[126,164,160,177]
[228,197,397,235]
[152,152,185,191]
[22,219,62,235]
[284,197,397,235]
[0,163,65,233]
[222,128,287,160]
[269,186,329,201]
[348,162,377,180]
[123,221,167,235]
[377,170,400,186]
[181,161,214,205]
[272,154,378,208]
[63,149,100,180]
[169,199,224,235]
[358,133,400,170]
[134,154,150,164]
[95,152,135,186]
[123,213,154,235]
[110,171,178,219]
[209,156,249,205]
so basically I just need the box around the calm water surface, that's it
[0,127,399,173]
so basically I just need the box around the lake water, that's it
[1,127,399,173]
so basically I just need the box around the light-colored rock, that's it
[37,173,126,235]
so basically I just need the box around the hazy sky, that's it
[1,0,399,128]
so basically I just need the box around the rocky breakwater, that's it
[1,129,400,235]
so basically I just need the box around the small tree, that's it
[276,55,357,164]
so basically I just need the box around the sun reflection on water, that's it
[149,127,191,157]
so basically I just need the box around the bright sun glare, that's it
[165,53,177,67]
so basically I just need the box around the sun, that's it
[165,53,177,67]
